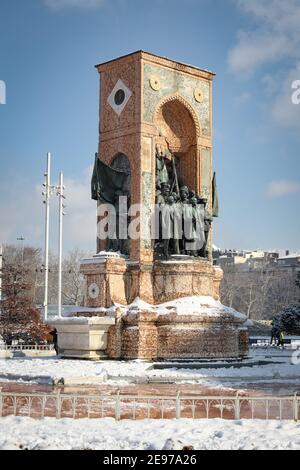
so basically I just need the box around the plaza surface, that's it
[1,347,300,449]
[0,347,299,393]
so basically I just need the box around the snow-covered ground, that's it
[0,416,299,450]
[0,348,299,387]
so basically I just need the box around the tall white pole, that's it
[44,152,51,322]
[58,172,64,318]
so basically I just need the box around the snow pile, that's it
[156,296,246,320]
[0,416,299,450]
[56,296,246,321]
[52,295,246,323]
[127,298,155,312]
[122,296,246,320]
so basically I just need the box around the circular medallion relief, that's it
[88,283,100,300]
[150,75,161,91]
[194,88,204,103]
[114,89,126,105]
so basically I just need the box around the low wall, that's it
[107,308,248,361]
[52,317,115,360]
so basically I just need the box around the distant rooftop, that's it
[278,254,300,260]
[95,50,215,76]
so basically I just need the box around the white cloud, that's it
[45,0,104,10]
[266,180,300,198]
[229,31,290,76]
[229,0,300,129]
[0,166,96,253]
[229,0,300,75]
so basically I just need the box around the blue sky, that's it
[0,0,299,254]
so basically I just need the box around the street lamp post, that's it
[42,153,66,321]
[57,172,66,318]
[42,152,55,322]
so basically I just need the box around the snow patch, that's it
[0,416,300,450]
[156,296,246,320]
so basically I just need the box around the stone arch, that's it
[154,93,201,141]
[154,94,200,192]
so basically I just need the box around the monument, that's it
[53,51,248,360]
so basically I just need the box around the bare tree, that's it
[61,248,86,306]
[220,264,298,320]
[0,262,49,344]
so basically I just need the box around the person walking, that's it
[270,326,278,346]
[50,328,58,355]
[279,331,285,349]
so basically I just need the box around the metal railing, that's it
[0,390,299,421]
[0,344,54,351]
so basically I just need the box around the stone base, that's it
[81,254,224,308]
[60,349,108,360]
[107,298,248,360]
[156,314,245,360]
[51,317,115,360]
[152,260,223,303]
[65,253,248,361]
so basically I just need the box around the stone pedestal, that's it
[152,259,216,303]
[80,252,127,308]
[76,253,248,360]
[52,317,115,360]
[81,256,223,307]
[105,295,248,360]
[156,312,246,360]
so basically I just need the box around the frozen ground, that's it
[0,416,299,450]
[0,348,299,388]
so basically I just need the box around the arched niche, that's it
[155,95,200,192]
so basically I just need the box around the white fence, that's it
[0,391,299,421]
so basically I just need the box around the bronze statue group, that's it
[91,149,218,259]
[155,149,215,260]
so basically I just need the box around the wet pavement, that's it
[1,378,300,396]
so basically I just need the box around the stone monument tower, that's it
[85,51,221,302]
[54,51,248,361]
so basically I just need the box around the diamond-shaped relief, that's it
[107,79,132,116]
